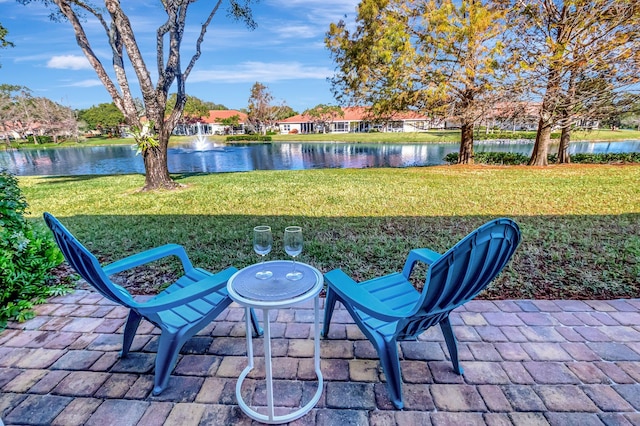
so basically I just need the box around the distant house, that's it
[0,120,76,141]
[167,104,599,137]
[483,102,542,131]
[0,123,21,140]
[173,110,248,136]
[278,107,446,134]
[203,110,248,134]
[482,102,599,131]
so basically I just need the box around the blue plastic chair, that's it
[44,212,262,395]
[322,218,521,409]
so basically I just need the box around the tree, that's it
[274,105,297,121]
[30,97,77,142]
[247,82,273,134]
[166,94,210,124]
[327,0,511,164]
[0,85,77,143]
[166,93,211,135]
[507,0,640,165]
[246,82,291,134]
[555,75,638,162]
[0,84,21,142]
[216,114,241,134]
[619,93,640,130]
[0,22,13,67]
[204,101,228,111]
[302,104,344,133]
[78,103,125,135]
[11,87,38,141]
[18,0,257,190]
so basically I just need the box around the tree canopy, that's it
[0,23,12,49]
[302,104,344,133]
[78,103,125,135]
[0,85,76,143]
[327,0,511,163]
[165,94,217,124]
[507,0,640,165]
[247,82,291,134]
[0,22,13,67]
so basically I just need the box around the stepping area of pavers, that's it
[0,290,639,425]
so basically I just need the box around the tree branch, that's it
[183,0,223,80]
[53,0,126,111]
[104,0,155,109]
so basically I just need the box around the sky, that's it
[0,0,360,113]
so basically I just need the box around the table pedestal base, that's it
[235,297,323,424]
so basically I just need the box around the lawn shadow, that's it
[46,213,640,301]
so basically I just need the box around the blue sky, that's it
[0,0,359,113]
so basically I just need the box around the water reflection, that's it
[1,140,639,176]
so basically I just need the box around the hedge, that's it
[443,152,640,165]
[226,135,272,142]
[0,170,71,328]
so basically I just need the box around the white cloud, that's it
[47,55,92,70]
[14,53,52,63]
[63,79,103,88]
[267,0,359,22]
[272,24,318,39]
[190,61,332,83]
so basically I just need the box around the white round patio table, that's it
[227,260,324,424]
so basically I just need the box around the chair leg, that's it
[440,316,463,375]
[121,310,142,358]
[152,331,182,395]
[377,338,404,409]
[321,287,338,337]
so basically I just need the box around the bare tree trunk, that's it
[458,122,474,164]
[530,82,560,166]
[557,68,576,165]
[530,55,564,167]
[529,117,551,166]
[142,138,175,190]
[558,123,572,164]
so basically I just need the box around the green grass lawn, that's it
[20,164,640,300]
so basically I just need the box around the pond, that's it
[1,139,639,176]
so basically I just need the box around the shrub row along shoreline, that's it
[444,152,640,165]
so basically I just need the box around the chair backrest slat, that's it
[44,213,135,307]
[413,218,520,319]
[455,233,501,304]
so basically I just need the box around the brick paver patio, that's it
[1,290,639,425]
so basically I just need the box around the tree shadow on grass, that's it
[45,213,640,301]
[28,174,145,185]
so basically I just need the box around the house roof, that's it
[279,106,432,124]
[203,110,247,123]
[487,102,542,119]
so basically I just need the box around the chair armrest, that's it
[401,248,441,278]
[103,244,195,276]
[134,267,237,313]
[325,269,410,322]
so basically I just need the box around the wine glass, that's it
[253,225,273,279]
[284,226,303,281]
